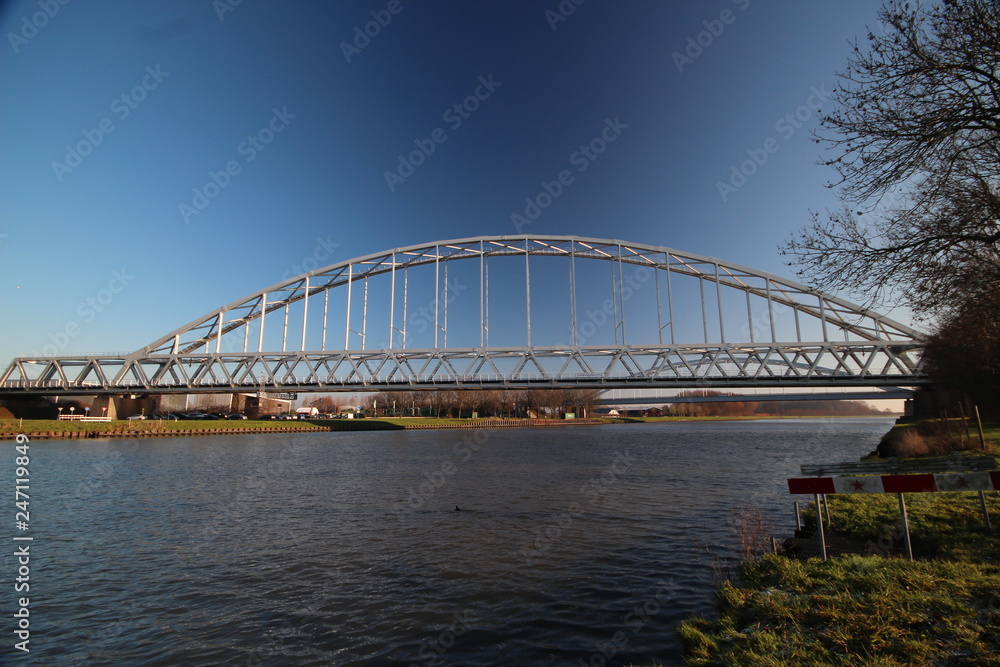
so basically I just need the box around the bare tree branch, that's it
[785,0,1000,319]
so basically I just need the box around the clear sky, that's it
[0,0,897,367]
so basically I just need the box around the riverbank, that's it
[676,421,1000,666]
[0,414,899,439]
[0,416,609,439]
[0,413,898,439]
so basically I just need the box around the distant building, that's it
[156,392,293,418]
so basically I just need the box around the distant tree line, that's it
[667,390,894,418]
[358,389,602,419]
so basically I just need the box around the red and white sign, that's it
[788,471,1000,495]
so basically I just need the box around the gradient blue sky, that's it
[0,0,896,366]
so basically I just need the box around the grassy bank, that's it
[677,422,1000,666]
[679,555,1000,666]
[876,419,1000,457]
[0,416,606,437]
[0,418,425,436]
[0,414,899,439]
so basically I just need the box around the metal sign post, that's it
[897,493,913,561]
[814,493,827,561]
[789,470,1000,560]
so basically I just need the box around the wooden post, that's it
[958,403,972,447]
[979,490,992,530]
[898,493,913,561]
[822,494,832,527]
[974,405,987,451]
[814,494,827,561]
[794,501,801,530]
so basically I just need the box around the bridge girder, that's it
[1,235,928,395]
[0,343,927,396]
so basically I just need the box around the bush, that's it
[0,407,15,420]
[877,419,977,457]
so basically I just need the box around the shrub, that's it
[877,420,976,457]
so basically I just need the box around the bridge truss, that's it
[0,235,927,395]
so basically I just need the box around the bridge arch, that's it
[1,235,926,393]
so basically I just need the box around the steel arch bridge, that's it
[0,235,927,396]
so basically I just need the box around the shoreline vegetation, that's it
[0,413,898,439]
[675,420,1000,666]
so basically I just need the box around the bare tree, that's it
[784,0,1000,318]
[307,396,340,413]
[921,291,1000,417]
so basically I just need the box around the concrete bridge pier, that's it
[90,395,155,420]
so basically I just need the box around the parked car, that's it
[225,414,248,420]
[126,414,146,420]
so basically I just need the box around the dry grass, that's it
[734,502,775,562]
[877,418,983,457]
[710,502,777,585]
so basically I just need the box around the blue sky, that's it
[0,0,894,366]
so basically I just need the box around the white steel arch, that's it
[142,235,921,355]
[0,235,927,395]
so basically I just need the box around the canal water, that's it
[8,418,893,666]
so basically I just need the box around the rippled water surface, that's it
[10,418,894,665]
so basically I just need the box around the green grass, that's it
[677,421,1000,666]
[366,417,475,426]
[679,555,1000,666]
[0,419,329,435]
[805,493,1000,562]
[0,415,568,437]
